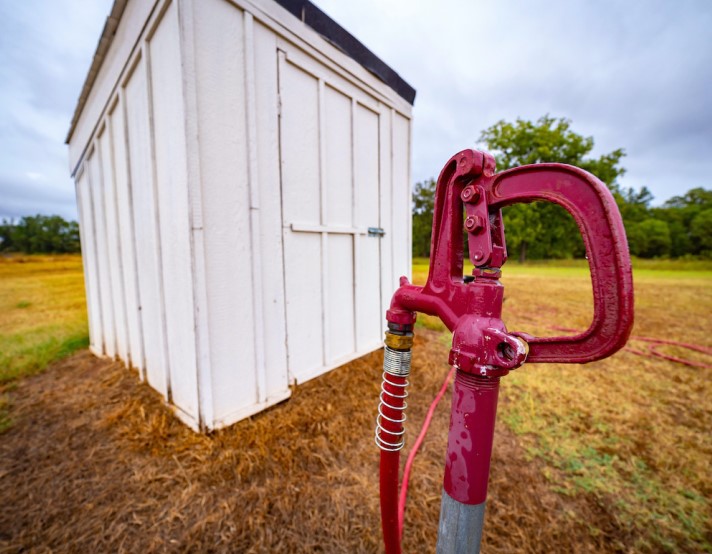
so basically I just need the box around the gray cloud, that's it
[318,0,712,204]
[0,176,78,220]
[0,0,710,221]
[0,0,112,221]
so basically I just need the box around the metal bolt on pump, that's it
[375,149,634,554]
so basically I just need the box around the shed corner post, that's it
[176,0,215,431]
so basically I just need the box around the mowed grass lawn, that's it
[2,254,711,551]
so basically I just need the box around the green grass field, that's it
[1,254,710,551]
[0,255,87,431]
[0,254,88,384]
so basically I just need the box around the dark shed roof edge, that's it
[66,0,415,144]
[274,0,416,105]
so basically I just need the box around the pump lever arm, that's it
[486,163,634,363]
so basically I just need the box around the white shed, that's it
[67,0,415,430]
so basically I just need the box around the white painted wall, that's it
[191,0,262,425]
[69,0,413,431]
[109,96,144,374]
[75,166,103,356]
[149,1,200,422]
[88,147,116,359]
[124,52,170,398]
[354,103,384,353]
[98,126,129,363]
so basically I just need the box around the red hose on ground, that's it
[398,366,456,540]
[549,325,712,369]
[634,336,712,354]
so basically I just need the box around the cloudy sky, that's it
[1,0,710,221]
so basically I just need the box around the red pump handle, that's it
[485,163,634,363]
[388,148,634,365]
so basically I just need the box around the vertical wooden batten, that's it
[88,145,115,357]
[317,79,329,368]
[142,34,172,404]
[243,11,269,406]
[75,163,103,356]
[177,0,214,429]
[254,28,289,411]
[99,119,128,363]
[350,98,360,353]
[148,0,203,426]
[124,46,170,398]
[113,86,146,377]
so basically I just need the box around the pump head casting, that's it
[376,148,634,554]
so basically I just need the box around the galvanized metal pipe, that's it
[436,370,500,553]
[436,491,485,554]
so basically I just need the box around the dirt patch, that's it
[2,330,637,552]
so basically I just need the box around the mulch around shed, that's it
[1,329,631,552]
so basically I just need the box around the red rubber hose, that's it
[398,366,456,539]
[380,450,402,554]
[379,371,408,554]
[549,325,712,369]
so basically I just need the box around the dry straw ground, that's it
[1,256,710,552]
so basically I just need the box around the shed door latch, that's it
[368,227,386,237]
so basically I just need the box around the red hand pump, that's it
[375,149,634,553]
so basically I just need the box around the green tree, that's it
[666,220,693,258]
[690,208,712,256]
[0,220,15,251]
[628,218,672,258]
[656,187,712,257]
[616,186,654,225]
[412,178,436,257]
[664,187,712,211]
[0,215,81,254]
[497,204,542,263]
[478,115,627,261]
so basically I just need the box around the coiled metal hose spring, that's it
[375,345,412,451]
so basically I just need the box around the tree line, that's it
[3,118,711,260]
[413,116,712,261]
[0,215,81,254]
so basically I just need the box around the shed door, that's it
[278,48,385,384]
